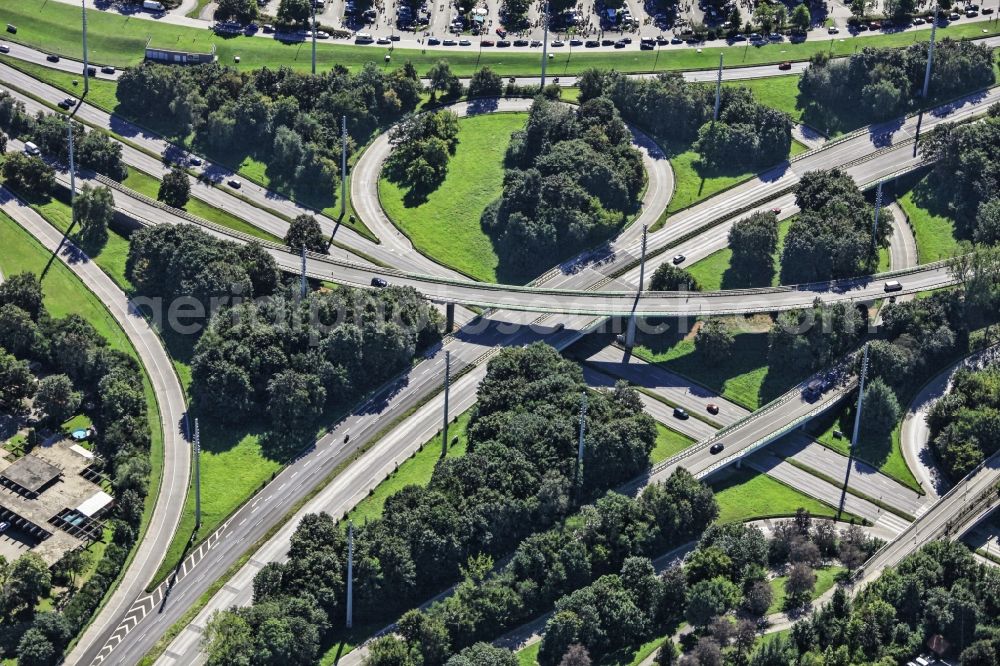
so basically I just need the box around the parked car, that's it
[427,37,440,45]
[551,39,565,46]
[101,65,116,74]
[263,24,274,32]
[513,38,529,46]
[189,156,203,166]
[912,16,926,23]
[6,24,16,34]
[481,39,495,46]
[614,40,626,48]
[569,38,583,45]
[709,442,725,454]
[84,66,96,76]
[459,38,471,45]
[497,39,510,46]
[601,38,614,45]
[371,277,388,288]
[496,27,507,37]
[585,39,600,47]
[828,25,840,33]
[983,7,995,14]
[0,521,9,533]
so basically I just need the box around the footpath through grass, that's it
[379,113,527,283]
[767,565,846,614]
[3,0,998,76]
[897,175,962,264]
[711,468,859,524]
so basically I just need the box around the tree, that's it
[685,577,740,628]
[655,640,678,666]
[76,129,127,181]
[215,0,258,23]
[0,350,35,410]
[790,4,811,32]
[203,611,255,666]
[649,263,699,291]
[73,183,114,250]
[0,304,39,360]
[695,319,734,365]
[285,214,327,253]
[784,563,816,609]
[729,211,778,281]
[447,643,518,666]
[468,67,504,99]
[16,629,55,666]
[34,374,81,427]
[0,272,44,319]
[860,378,901,435]
[276,0,312,26]
[8,553,52,611]
[743,580,773,618]
[974,198,1000,245]
[266,370,326,440]
[2,152,55,196]
[0,131,6,153]
[426,61,462,101]
[158,167,190,209]
[366,636,411,666]
[559,644,592,666]
[850,0,866,19]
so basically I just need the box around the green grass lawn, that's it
[29,193,134,292]
[517,642,541,666]
[121,168,283,243]
[711,468,858,524]
[651,423,696,464]
[379,113,527,283]
[666,150,756,215]
[346,410,473,526]
[3,0,997,75]
[151,420,280,585]
[897,175,962,264]
[807,403,923,493]
[723,75,805,123]
[687,218,792,290]
[0,55,120,111]
[632,318,807,410]
[767,565,845,614]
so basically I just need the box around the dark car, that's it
[496,27,507,37]
[496,39,511,46]
[601,38,614,45]
[984,7,995,14]
[481,39,495,46]
[0,44,8,54]
[706,403,719,415]
[6,24,16,34]
[673,406,689,420]
[640,41,654,49]
[84,66,96,76]
[427,37,441,45]
[709,442,725,454]
[513,38,529,46]
[46,54,60,62]
[569,38,583,46]
[778,61,791,70]
[614,40,626,48]
[57,98,74,109]
[227,178,242,189]
[263,23,275,32]
[101,65,116,74]
[189,156,203,166]
[585,39,600,47]
[371,277,388,288]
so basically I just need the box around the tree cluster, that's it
[481,97,644,280]
[926,359,1000,480]
[0,92,127,181]
[205,345,693,665]
[923,105,1000,237]
[781,169,886,284]
[783,541,999,665]
[799,41,995,126]
[0,274,152,663]
[577,70,791,170]
[116,62,422,203]
[767,300,866,375]
[367,467,716,666]
[728,211,779,286]
[384,110,460,198]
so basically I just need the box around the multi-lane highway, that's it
[1,41,995,666]
[0,187,191,666]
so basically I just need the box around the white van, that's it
[23,141,39,156]
[355,32,374,43]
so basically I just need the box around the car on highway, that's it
[709,442,725,454]
[57,97,75,109]
[706,403,719,414]
[673,406,689,420]
[46,53,60,62]
[371,277,388,288]
[0,44,9,54]
[884,280,903,292]
[227,178,242,189]
[778,61,792,70]
[101,65,116,74]
[672,254,686,265]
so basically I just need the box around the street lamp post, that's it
[82,0,89,96]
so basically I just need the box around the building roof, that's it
[0,455,61,495]
[76,491,113,518]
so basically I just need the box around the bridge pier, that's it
[735,457,742,470]
[446,303,455,333]
[625,314,637,349]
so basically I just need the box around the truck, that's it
[143,0,165,11]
